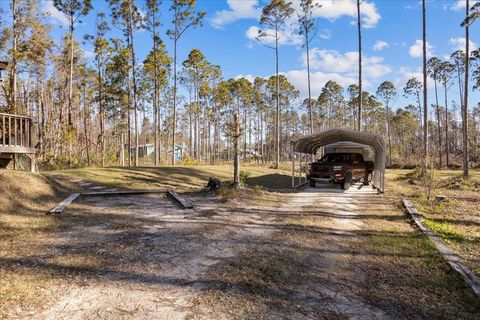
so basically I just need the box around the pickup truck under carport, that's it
[307,153,374,190]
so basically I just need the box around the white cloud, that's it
[234,74,256,83]
[409,40,433,58]
[394,67,434,90]
[373,40,389,51]
[448,0,479,11]
[274,48,391,99]
[284,69,358,98]
[211,0,261,29]
[449,37,478,51]
[40,0,69,26]
[310,0,381,28]
[225,0,381,30]
[304,48,391,79]
[233,70,358,100]
[83,49,95,60]
[246,26,260,41]
[246,25,302,46]
[449,0,466,11]
[245,0,380,46]
[319,29,332,40]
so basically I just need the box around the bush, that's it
[440,176,479,190]
[179,156,198,166]
[217,183,240,200]
[239,170,251,186]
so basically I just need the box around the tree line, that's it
[0,0,478,181]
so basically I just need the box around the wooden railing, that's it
[0,112,35,153]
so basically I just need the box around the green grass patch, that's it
[424,220,468,243]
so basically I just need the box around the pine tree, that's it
[257,0,294,168]
[297,0,319,134]
[167,0,205,165]
[376,81,396,166]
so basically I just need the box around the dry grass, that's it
[386,168,480,277]
[0,171,77,317]
[191,188,480,319]
[0,165,289,317]
[45,164,292,191]
[2,167,479,318]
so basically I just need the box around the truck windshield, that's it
[319,153,350,163]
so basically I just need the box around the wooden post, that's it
[8,115,11,146]
[30,154,36,173]
[20,118,23,146]
[292,151,295,188]
[28,118,31,147]
[14,117,17,146]
[2,114,5,145]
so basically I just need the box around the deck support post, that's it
[30,154,36,173]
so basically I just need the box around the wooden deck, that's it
[0,112,35,153]
[0,112,36,171]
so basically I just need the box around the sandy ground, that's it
[8,183,399,319]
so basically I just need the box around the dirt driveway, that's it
[6,183,480,319]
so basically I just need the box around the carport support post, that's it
[304,153,307,182]
[291,151,295,188]
[299,155,302,185]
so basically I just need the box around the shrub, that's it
[179,157,198,166]
[252,184,263,194]
[239,170,251,186]
[217,183,239,200]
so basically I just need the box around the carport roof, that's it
[292,128,385,156]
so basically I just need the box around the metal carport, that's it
[291,128,386,193]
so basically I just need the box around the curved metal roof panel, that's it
[292,128,385,154]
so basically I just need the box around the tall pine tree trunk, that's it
[172,37,177,165]
[422,0,428,163]
[99,69,105,167]
[357,0,362,131]
[127,2,139,167]
[463,0,470,177]
[275,28,280,168]
[152,13,159,167]
[445,83,449,167]
[83,83,90,166]
[11,0,18,113]
[233,113,240,189]
[433,77,442,167]
[306,33,313,134]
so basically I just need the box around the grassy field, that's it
[385,168,480,277]
[46,164,293,191]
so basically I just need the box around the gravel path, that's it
[32,184,387,319]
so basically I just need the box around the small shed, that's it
[291,128,386,193]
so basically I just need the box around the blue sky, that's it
[3,0,478,112]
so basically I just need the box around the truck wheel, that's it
[341,173,351,190]
[309,179,316,188]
